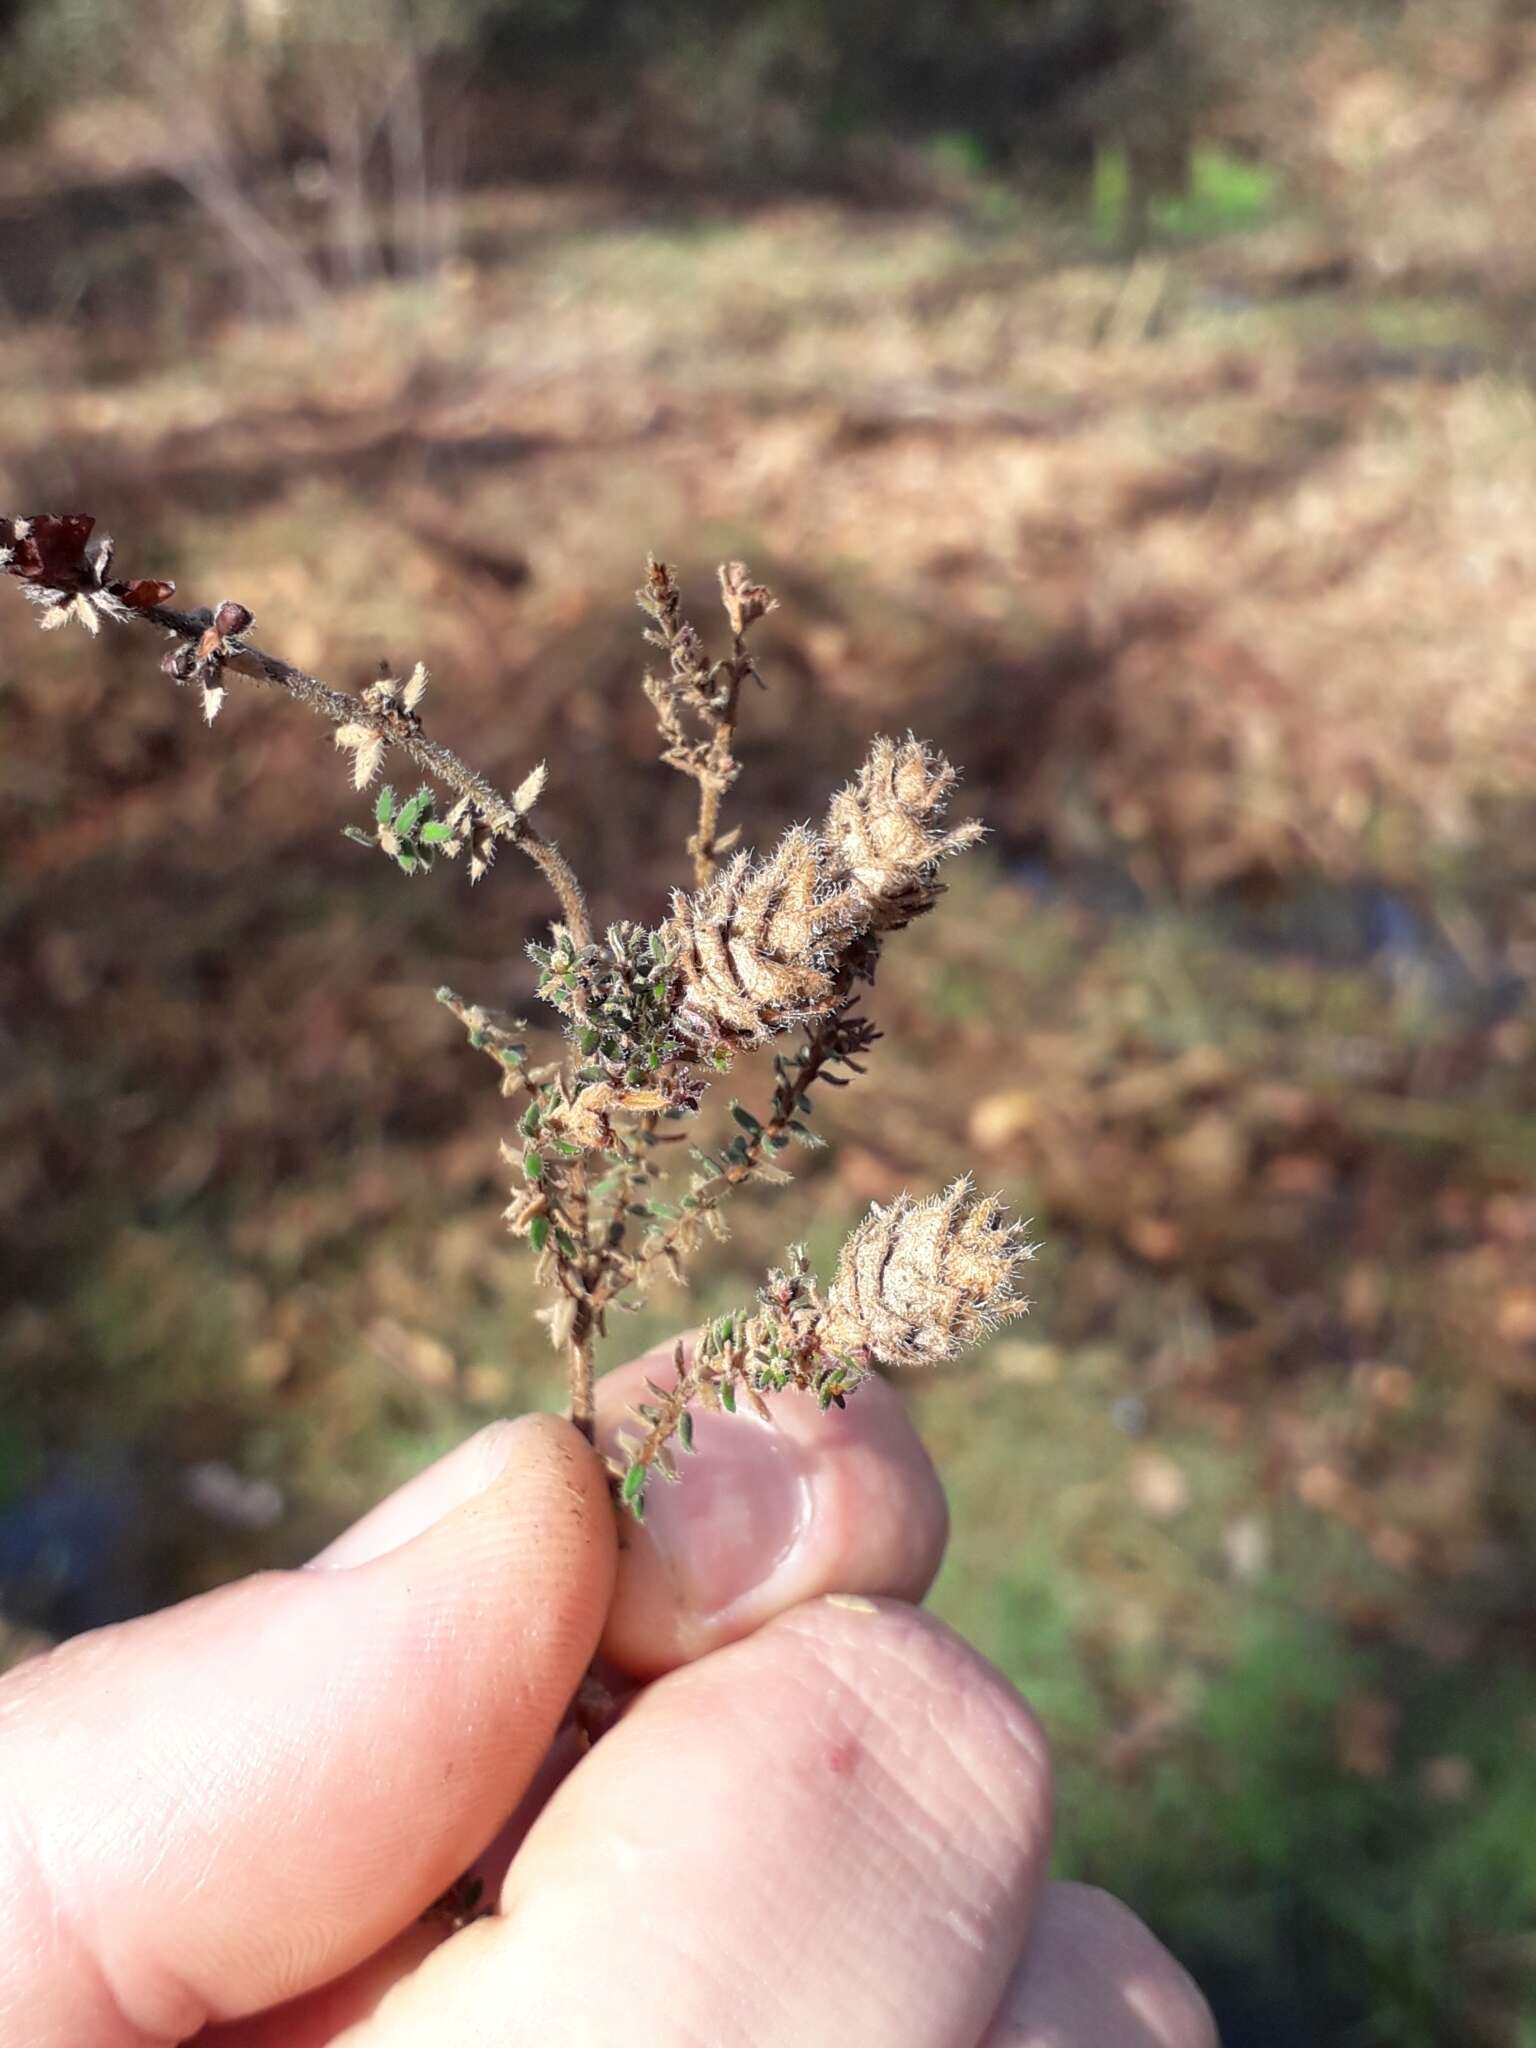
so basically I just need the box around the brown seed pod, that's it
[821,1179,1032,1368]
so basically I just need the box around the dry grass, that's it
[6,166,1532,894]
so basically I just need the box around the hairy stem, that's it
[568,1321,597,1442]
[639,559,770,892]
[688,640,744,888]
[595,1112,662,1254]
[141,597,592,946]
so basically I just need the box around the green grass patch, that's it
[1094,142,1280,246]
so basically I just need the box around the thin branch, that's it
[568,1319,597,1443]
[136,595,592,947]
[688,642,744,889]
[638,558,775,891]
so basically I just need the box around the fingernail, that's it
[638,1411,811,1620]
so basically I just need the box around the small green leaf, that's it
[524,1148,544,1181]
[529,1216,550,1252]
[731,1105,762,1134]
[578,1026,601,1054]
[375,786,397,826]
[421,821,454,845]
[395,847,419,874]
[720,1381,737,1413]
[395,789,432,837]
[555,1228,578,1258]
[520,1104,542,1137]
[677,1409,695,1454]
[621,1463,647,1506]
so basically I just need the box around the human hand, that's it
[1,1348,1215,2047]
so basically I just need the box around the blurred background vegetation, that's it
[2,0,1535,2040]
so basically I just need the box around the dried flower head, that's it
[827,735,984,932]
[539,1078,624,1151]
[822,1179,1033,1368]
[666,825,864,1048]
[718,559,776,637]
[1,513,174,633]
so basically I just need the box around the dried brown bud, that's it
[0,513,94,587]
[826,736,984,931]
[637,554,681,630]
[213,599,253,639]
[541,1080,622,1151]
[665,826,864,1047]
[719,560,776,637]
[821,1180,1032,1368]
[108,578,175,611]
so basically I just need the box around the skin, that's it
[0,1347,1217,2048]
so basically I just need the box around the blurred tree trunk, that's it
[321,88,379,289]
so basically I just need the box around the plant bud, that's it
[826,735,984,931]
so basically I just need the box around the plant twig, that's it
[688,621,748,889]
[638,558,776,889]
[138,595,592,946]
[567,1315,597,1442]
[4,524,1018,1504]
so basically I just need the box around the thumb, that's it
[0,1412,615,2048]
